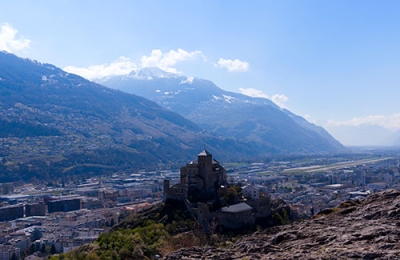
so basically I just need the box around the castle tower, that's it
[163,179,170,202]
[198,149,213,193]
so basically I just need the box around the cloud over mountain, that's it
[217,58,249,72]
[239,87,269,98]
[140,49,204,73]
[0,23,30,52]
[239,87,288,108]
[64,49,252,81]
[64,56,137,80]
[64,48,204,79]
[271,94,289,109]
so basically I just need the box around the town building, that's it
[47,198,81,213]
[0,244,20,260]
[0,205,24,222]
[242,184,260,200]
[25,203,46,217]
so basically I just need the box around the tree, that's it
[31,228,42,242]
[50,244,57,254]
[227,187,237,203]
[10,252,17,260]
[29,243,36,254]
[110,218,115,227]
[40,243,46,253]
[2,183,12,194]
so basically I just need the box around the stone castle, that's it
[164,150,281,231]
[164,149,227,202]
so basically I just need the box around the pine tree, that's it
[50,244,57,254]
[29,243,36,254]
[10,252,17,260]
[40,243,46,253]
[30,228,42,242]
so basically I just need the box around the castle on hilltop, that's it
[164,149,227,202]
[163,150,288,231]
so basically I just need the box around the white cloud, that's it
[271,94,288,109]
[239,87,288,108]
[239,87,269,99]
[64,49,250,80]
[141,48,203,73]
[303,114,317,124]
[64,48,203,79]
[217,58,249,72]
[64,56,137,80]
[326,113,400,131]
[0,23,30,52]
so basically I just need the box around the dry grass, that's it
[158,231,204,256]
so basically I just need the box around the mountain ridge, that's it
[99,68,344,153]
[0,52,264,181]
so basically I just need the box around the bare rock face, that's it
[166,189,400,259]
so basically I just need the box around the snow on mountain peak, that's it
[179,76,195,84]
[129,67,179,80]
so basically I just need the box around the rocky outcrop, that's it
[166,189,400,259]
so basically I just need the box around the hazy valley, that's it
[0,52,400,260]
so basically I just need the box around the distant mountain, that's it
[385,130,400,146]
[0,52,264,182]
[325,124,394,146]
[99,68,344,153]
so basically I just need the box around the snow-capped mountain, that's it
[98,68,344,153]
[128,67,179,80]
[0,52,272,181]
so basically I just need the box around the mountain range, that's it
[325,124,400,147]
[0,52,344,181]
[98,67,344,153]
[0,52,261,181]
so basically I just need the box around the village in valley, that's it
[0,148,400,259]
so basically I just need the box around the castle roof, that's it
[198,149,212,157]
[221,202,253,214]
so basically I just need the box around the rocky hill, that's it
[99,68,344,154]
[166,189,400,259]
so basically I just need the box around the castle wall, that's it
[193,203,254,231]
[164,184,188,201]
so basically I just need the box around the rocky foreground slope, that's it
[166,189,400,259]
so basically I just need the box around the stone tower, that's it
[163,179,170,202]
[198,149,213,193]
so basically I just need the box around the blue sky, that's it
[1,1,400,145]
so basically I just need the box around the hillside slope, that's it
[166,189,400,259]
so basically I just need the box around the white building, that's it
[242,185,260,200]
[0,244,20,260]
